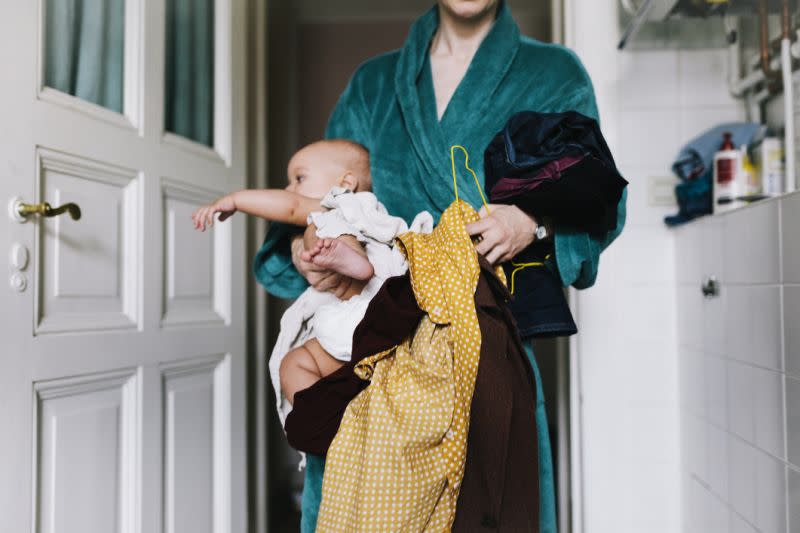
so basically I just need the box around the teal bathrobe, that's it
[255,3,627,531]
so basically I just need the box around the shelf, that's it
[618,0,790,50]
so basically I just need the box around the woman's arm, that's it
[549,50,627,289]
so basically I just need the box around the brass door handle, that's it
[9,197,81,222]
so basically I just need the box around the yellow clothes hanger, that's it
[449,145,550,295]
[450,145,490,211]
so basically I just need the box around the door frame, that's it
[245,0,269,532]
[554,2,585,532]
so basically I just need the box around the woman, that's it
[255,1,627,531]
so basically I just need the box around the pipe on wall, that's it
[780,0,796,191]
[728,0,797,192]
[760,0,783,80]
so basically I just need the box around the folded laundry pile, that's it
[287,201,540,531]
[483,110,628,338]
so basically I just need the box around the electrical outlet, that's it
[647,175,678,206]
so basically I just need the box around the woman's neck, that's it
[430,5,497,60]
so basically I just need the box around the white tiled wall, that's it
[566,1,757,532]
[675,193,799,533]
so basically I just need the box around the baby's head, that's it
[285,139,371,198]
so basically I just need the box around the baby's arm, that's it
[192,189,321,230]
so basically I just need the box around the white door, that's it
[0,1,247,532]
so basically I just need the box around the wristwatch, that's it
[535,222,550,240]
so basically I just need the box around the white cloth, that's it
[268,187,433,427]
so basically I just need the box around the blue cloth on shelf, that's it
[665,123,763,227]
[671,122,763,181]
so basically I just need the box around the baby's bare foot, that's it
[301,239,327,263]
[311,239,374,280]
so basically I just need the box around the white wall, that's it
[565,1,746,531]
[674,191,795,533]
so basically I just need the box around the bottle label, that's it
[716,158,734,184]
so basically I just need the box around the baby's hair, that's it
[325,139,372,191]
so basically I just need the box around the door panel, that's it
[36,148,140,334]
[35,369,139,533]
[161,179,230,327]
[162,355,231,533]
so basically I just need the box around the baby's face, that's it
[285,144,344,198]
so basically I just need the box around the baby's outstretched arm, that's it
[192,189,322,231]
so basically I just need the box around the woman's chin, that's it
[439,0,498,22]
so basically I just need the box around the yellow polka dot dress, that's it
[316,200,505,532]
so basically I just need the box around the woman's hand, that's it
[191,194,237,231]
[465,204,538,265]
[290,235,352,298]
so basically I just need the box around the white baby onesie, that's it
[268,187,433,426]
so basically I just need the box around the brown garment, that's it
[284,273,422,455]
[285,259,540,532]
[455,264,539,532]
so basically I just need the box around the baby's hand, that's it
[191,195,237,231]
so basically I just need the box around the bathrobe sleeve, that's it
[252,222,308,299]
[544,47,628,290]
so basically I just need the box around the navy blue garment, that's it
[484,110,618,186]
[485,111,627,235]
[508,155,627,235]
[502,242,577,338]
[484,111,628,339]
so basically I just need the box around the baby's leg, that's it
[301,223,369,277]
[307,235,374,281]
[279,338,345,405]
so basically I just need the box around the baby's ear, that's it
[339,171,359,192]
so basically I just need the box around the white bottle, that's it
[713,132,743,213]
[739,145,760,198]
[759,137,785,196]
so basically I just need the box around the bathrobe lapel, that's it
[395,2,521,213]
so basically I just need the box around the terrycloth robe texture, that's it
[252,3,627,532]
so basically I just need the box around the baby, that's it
[192,139,431,424]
